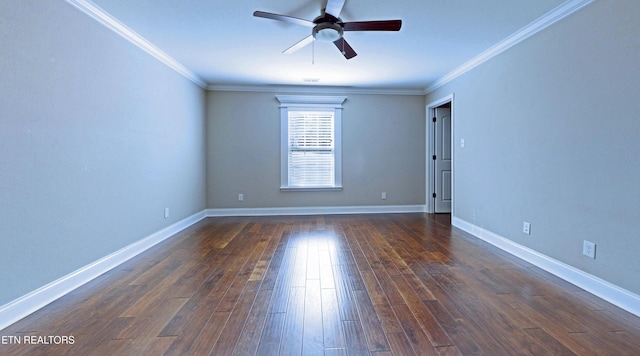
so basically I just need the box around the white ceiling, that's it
[86,0,570,91]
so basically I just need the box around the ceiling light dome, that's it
[313,22,343,41]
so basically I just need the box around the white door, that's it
[434,106,451,213]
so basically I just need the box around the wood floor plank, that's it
[210,280,261,355]
[268,228,301,314]
[497,293,594,355]
[306,236,321,281]
[372,300,416,355]
[422,299,481,355]
[364,227,455,348]
[259,229,292,292]
[353,289,392,352]
[302,279,324,356]
[161,224,270,338]
[321,288,346,349]
[455,267,539,331]
[114,297,188,354]
[319,243,336,289]
[212,221,251,249]
[353,229,405,306]
[158,271,235,338]
[232,288,273,355]
[2,214,639,355]
[343,320,370,355]
[256,312,285,355]
[372,232,438,302]
[437,266,535,354]
[215,240,268,313]
[290,233,309,288]
[323,347,348,356]
[391,303,439,355]
[279,286,305,355]
[523,327,577,356]
[333,263,361,322]
[181,311,230,355]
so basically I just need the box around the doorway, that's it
[427,94,454,214]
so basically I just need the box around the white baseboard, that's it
[452,216,640,318]
[0,210,207,331]
[207,204,427,217]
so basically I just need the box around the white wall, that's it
[0,1,206,306]
[207,90,426,209]
[427,0,640,294]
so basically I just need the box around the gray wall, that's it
[427,0,640,294]
[207,91,425,208]
[0,1,206,305]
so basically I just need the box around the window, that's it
[276,95,346,190]
[288,111,335,187]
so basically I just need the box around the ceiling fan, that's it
[253,0,402,59]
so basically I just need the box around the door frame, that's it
[426,93,455,214]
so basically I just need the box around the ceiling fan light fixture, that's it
[313,22,343,41]
[254,3,402,60]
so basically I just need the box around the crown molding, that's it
[65,0,207,88]
[207,84,426,96]
[425,0,596,94]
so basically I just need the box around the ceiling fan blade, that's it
[284,35,315,54]
[324,0,345,18]
[333,38,357,59]
[343,20,402,31]
[253,11,314,27]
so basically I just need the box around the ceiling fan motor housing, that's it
[313,22,344,41]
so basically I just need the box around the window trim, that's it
[276,95,347,191]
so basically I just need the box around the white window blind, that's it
[287,111,335,187]
[277,95,346,190]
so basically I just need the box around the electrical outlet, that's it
[522,221,531,235]
[381,192,387,200]
[238,193,244,202]
[164,208,170,218]
[583,240,596,259]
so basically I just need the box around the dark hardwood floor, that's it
[2,213,640,355]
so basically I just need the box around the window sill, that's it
[280,186,343,192]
